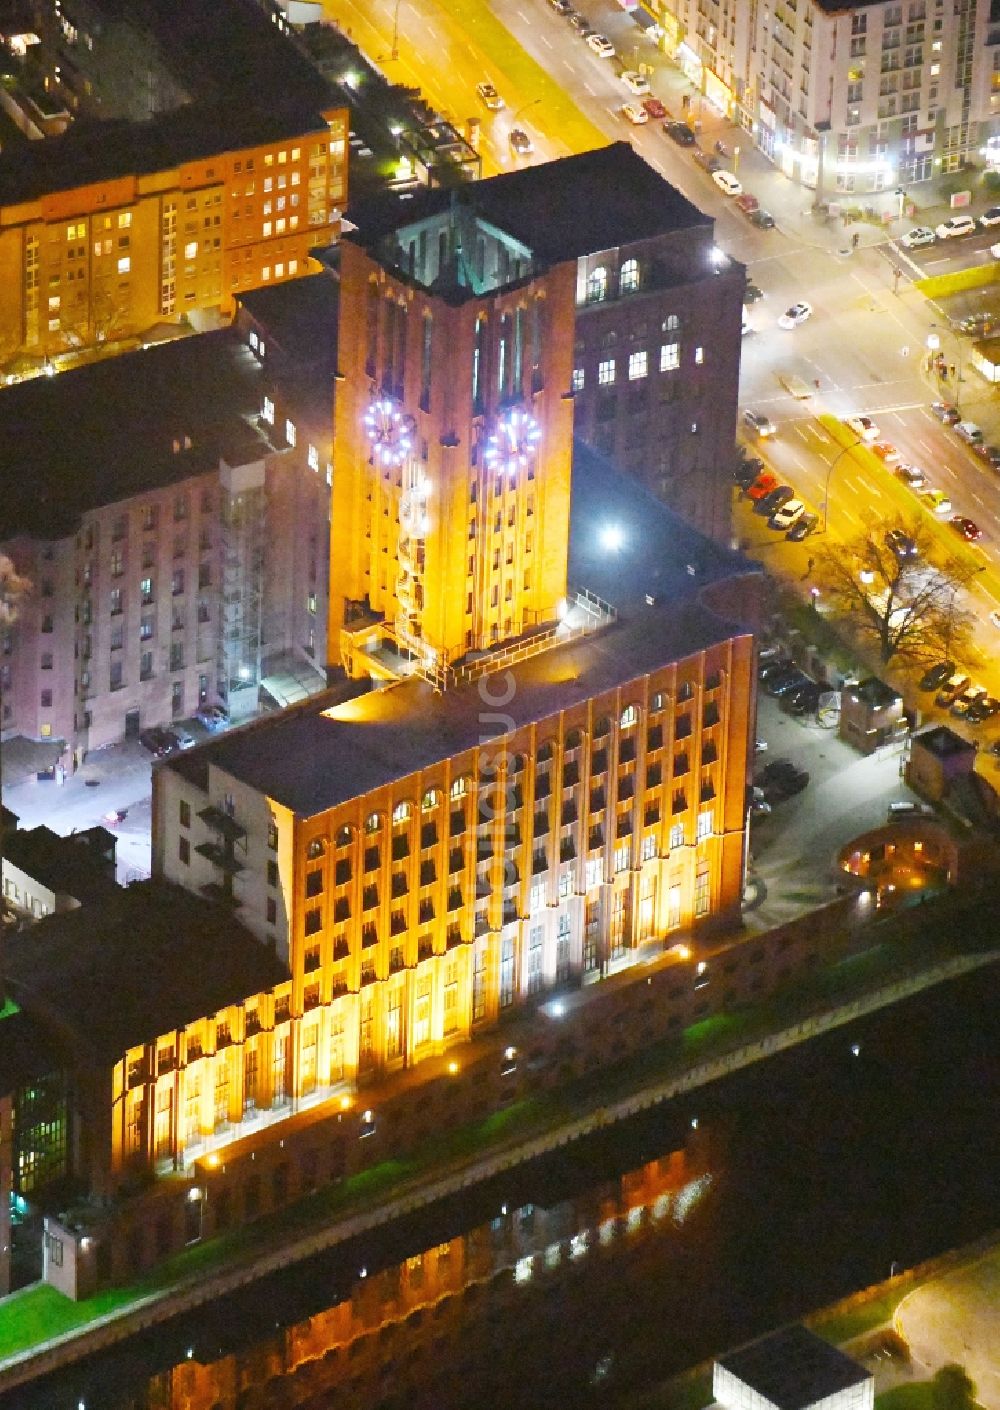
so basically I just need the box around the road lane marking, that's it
[541,32,553,47]
[517,7,531,21]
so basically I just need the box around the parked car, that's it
[691,148,720,172]
[896,463,926,488]
[980,206,1000,227]
[778,301,812,329]
[664,119,697,147]
[749,208,776,229]
[139,727,176,757]
[744,282,764,303]
[620,102,648,125]
[743,408,777,437]
[759,657,794,682]
[734,454,765,488]
[712,170,742,196]
[887,801,935,822]
[921,488,952,515]
[886,528,918,560]
[900,226,936,249]
[783,681,822,715]
[786,511,818,541]
[476,81,504,110]
[195,704,229,731]
[931,401,960,425]
[642,96,667,119]
[918,660,955,691]
[509,128,533,156]
[763,767,810,801]
[954,420,983,446]
[755,485,795,516]
[968,695,1000,722]
[935,215,976,239]
[734,193,759,216]
[950,515,982,541]
[586,32,615,56]
[846,415,879,442]
[769,670,812,698]
[951,684,987,719]
[935,672,971,706]
[770,498,806,531]
[974,442,1000,468]
[548,0,573,11]
[169,726,197,750]
[620,70,650,96]
[746,471,779,501]
[872,441,901,465]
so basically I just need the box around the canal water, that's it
[7,965,999,1410]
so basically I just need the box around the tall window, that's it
[513,306,524,392]
[365,278,379,377]
[473,942,488,1021]
[587,267,608,303]
[472,316,486,413]
[420,311,433,410]
[620,258,640,294]
[414,976,432,1046]
[499,936,516,1008]
[387,989,404,1059]
[498,312,511,397]
[526,925,544,995]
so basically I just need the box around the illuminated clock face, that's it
[364,397,413,467]
[483,408,542,477]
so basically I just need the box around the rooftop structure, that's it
[2,823,119,919]
[714,1325,874,1410]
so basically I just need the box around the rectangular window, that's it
[628,350,648,381]
[697,809,714,841]
[660,342,680,372]
[572,367,585,392]
[598,358,616,386]
[499,936,516,1008]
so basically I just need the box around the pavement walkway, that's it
[894,1244,1000,1409]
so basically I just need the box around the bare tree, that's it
[814,516,978,666]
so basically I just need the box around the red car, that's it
[642,97,667,119]
[746,471,779,501]
[950,515,982,541]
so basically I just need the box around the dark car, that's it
[549,0,573,10]
[735,460,761,489]
[967,694,1000,722]
[664,120,696,147]
[759,655,794,682]
[975,443,1000,469]
[139,727,175,757]
[787,512,819,541]
[769,671,812,699]
[692,148,721,172]
[568,11,591,29]
[886,528,918,560]
[783,682,822,715]
[750,208,776,229]
[509,128,533,157]
[950,515,982,541]
[930,401,960,425]
[744,281,764,304]
[763,767,810,802]
[755,484,795,516]
[918,660,955,691]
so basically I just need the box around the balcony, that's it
[195,841,245,874]
[197,806,246,844]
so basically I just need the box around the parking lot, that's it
[745,692,921,932]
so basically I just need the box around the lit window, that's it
[289,259,298,275]
[184,241,197,259]
[696,809,714,841]
[118,211,132,229]
[660,342,680,372]
[694,346,704,364]
[669,823,684,849]
[262,265,271,281]
[275,262,284,278]
[117,256,130,275]
[620,258,640,293]
[628,351,648,381]
[620,704,638,728]
[262,222,272,238]
[262,397,275,424]
[587,267,608,302]
[572,367,585,392]
[613,844,629,874]
[249,331,259,351]
[285,419,296,446]
[598,358,616,386]
[307,444,319,471]
[392,801,412,824]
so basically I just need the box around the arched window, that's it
[451,775,470,800]
[620,705,639,729]
[587,267,608,303]
[564,728,583,751]
[335,825,353,848]
[650,692,666,712]
[663,313,680,333]
[422,788,440,811]
[392,801,412,824]
[365,811,381,834]
[306,838,327,860]
[620,259,640,294]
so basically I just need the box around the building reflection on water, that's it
[145,1144,713,1410]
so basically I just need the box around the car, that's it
[886,528,918,559]
[778,301,812,329]
[509,128,533,156]
[586,32,615,56]
[955,311,995,334]
[169,726,197,750]
[950,514,982,541]
[968,694,1000,722]
[743,409,777,437]
[935,215,977,239]
[951,684,987,719]
[756,485,795,516]
[139,727,175,757]
[759,658,795,684]
[980,206,1000,227]
[991,242,1000,260]
[783,682,822,716]
[922,488,952,515]
[692,148,721,172]
[734,193,759,216]
[734,453,765,488]
[750,208,776,229]
[846,415,880,442]
[750,797,772,818]
[887,801,935,822]
[548,0,573,10]
[935,672,971,706]
[744,281,764,303]
[900,226,937,249]
[931,401,960,425]
[476,82,504,110]
[567,10,591,30]
[954,420,983,446]
[712,169,743,196]
[757,758,802,784]
[974,442,1000,467]
[620,102,648,125]
[620,70,650,96]
[871,442,901,466]
[769,670,812,698]
[786,511,819,541]
[770,498,806,531]
[918,660,955,691]
[764,768,810,801]
[195,704,229,731]
[896,462,926,488]
[747,470,779,501]
[642,96,667,119]
[990,610,1000,630]
[665,120,696,146]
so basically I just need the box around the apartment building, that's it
[0,328,332,756]
[647,0,1000,190]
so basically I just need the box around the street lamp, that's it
[818,435,864,535]
[512,97,543,125]
[391,0,401,60]
[926,324,963,413]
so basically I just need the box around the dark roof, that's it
[345,144,710,265]
[166,442,754,817]
[0,98,331,206]
[2,880,289,1062]
[717,1326,871,1410]
[852,677,901,708]
[0,330,268,539]
[912,725,977,759]
[238,274,340,383]
[3,824,119,907]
